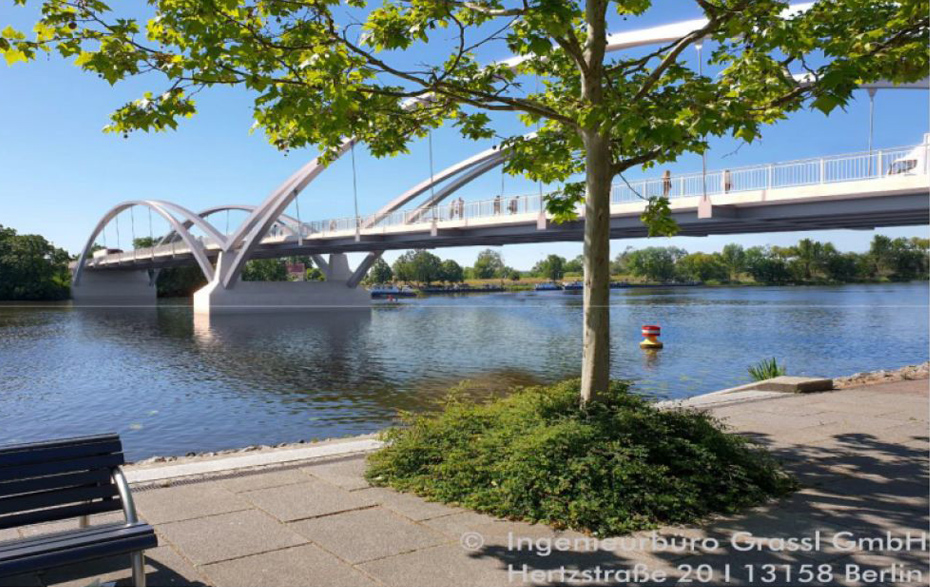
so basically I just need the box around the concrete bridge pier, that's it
[71,269,157,307]
[193,252,375,315]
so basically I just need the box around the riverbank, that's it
[126,363,928,467]
[10,373,925,587]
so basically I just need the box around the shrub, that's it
[366,380,795,536]
[748,358,786,381]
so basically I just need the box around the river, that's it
[1,282,926,460]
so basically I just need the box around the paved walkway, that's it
[7,379,928,587]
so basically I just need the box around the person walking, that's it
[662,170,672,197]
[494,194,501,215]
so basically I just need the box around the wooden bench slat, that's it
[0,434,119,457]
[0,484,120,517]
[0,523,145,557]
[0,500,123,531]
[0,453,124,483]
[0,438,122,469]
[0,523,157,577]
[0,470,113,499]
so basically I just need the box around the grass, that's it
[748,358,787,381]
[366,379,796,536]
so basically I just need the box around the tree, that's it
[677,252,727,283]
[532,254,566,281]
[8,1,925,402]
[366,257,394,284]
[564,255,584,274]
[0,225,71,300]
[719,244,746,281]
[822,251,861,282]
[473,249,506,280]
[392,250,442,285]
[626,247,686,283]
[242,258,288,281]
[439,259,465,284]
[745,246,791,284]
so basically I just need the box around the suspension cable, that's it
[115,213,121,250]
[226,208,230,236]
[130,205,136,248]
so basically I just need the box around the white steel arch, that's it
[73,200,221,286]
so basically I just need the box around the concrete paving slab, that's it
[155,509,307,565]
[301,456,370,491]
[242,479,374,522]
[42,545,206,587]
[355,486,462,521]
[134,483,251,524]
[357,543,528,587]
[289,506,448,563]
[0,527,20,541]
[202,544,379,587]
[832,552,930,587]
[219,468,311,494]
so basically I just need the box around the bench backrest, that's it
[0,434,126,530]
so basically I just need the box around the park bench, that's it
[0,433,157,586]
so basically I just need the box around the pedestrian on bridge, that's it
[494,195,501,215]
[662,170,672,197]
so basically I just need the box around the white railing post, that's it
[767,164,774,189]
[819,158,825,184]
[877,150,883,176]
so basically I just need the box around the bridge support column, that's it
[193,252,370,315]
[71,269,157,307]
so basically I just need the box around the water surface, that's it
[1,283,926,460]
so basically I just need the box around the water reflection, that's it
[0,283,926,459]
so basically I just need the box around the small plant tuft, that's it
[366,380,796,536]
[748,358,787,381]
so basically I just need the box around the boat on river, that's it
[534,282,563,291]
[369,285,417,298]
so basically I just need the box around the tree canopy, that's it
[0,225,71,300]
[6,0,925,400]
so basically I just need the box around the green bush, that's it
[367,380,795,536]
[748,358,786,381]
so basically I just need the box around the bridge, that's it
[72,139,930,313]
[68,3,930,314]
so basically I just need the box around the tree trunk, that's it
[579,0,611,404]
[580,129,612,403]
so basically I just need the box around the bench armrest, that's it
[111,467,140,525]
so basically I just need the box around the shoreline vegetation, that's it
[0,223,927,301]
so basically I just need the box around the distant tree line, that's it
[367,236,929,287]
[0,225,926,302]
[0,225,71,300]
[366,249,522,286]
[610,236,929,285]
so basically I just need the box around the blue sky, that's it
[0,2,927,270]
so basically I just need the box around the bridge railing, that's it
[302,142,923,237]
[611,144,922,203]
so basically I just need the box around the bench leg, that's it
[131,551,147,587]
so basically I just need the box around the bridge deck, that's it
[81,144,930,272]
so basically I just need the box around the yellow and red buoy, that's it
[640,325,663,349]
